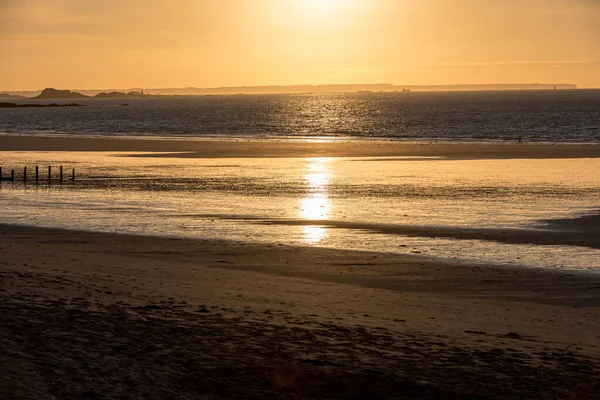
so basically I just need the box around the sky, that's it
[1,0,599,90]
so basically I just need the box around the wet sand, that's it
[1,136,599,398]
[1,134,599,159]
[259,216,600,249]
[1,224,600,399]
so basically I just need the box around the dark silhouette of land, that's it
[141,83,576,95]
[5,83,578,98]
[34,88,89,100]
[93,91,142,99]
[0,93,26,99]
[30,88,143,100]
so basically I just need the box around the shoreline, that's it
[0,134,599,159]
[260,217,600,250]
[2,131,600,145]
[1,223,600,398]
[2,223,600,336]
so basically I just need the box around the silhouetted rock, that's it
[34,88,89,100]
[94,91,142,99]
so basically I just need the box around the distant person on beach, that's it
[517,136,523,145]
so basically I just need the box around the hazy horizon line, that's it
[1,82,585,94]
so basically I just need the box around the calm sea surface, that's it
[1,90,600,142]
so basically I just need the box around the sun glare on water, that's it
[299,158,333,244]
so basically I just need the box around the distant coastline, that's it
[31,88,143,100]
[2,83,578,98]
[0,92,27,100]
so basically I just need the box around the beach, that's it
[1,224,600,399]
[1,137,600,399]
[4,0,600,397]
[1,134,600,158]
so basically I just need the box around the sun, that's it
[277,0,360,33]
[314,0,341,12]
[294,0,352,16]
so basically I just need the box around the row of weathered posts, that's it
[0,166,75,183]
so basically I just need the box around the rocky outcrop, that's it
[34,88,89,100]
[94,91,142,98]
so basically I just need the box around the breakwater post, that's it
[0,166,75,183]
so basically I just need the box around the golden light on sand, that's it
[302,223,328,244]
[300,196,330,244]
[300,196,330,220]
[299,158,332,244]
[305,159,331,188]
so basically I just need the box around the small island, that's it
[94,91,142,98]
[30,88,144,99]
[34,88,89,100]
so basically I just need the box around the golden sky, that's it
[1,0,599,90]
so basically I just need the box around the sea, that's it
[1,90,599,142]
[0,90,599,272]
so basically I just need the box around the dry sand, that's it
[1,224,600,399]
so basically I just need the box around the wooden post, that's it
[23,166,27,183]
[72,168,75,182]
[11,169,14,182]
[48,166,51,183]
[60,166,63,183]
[36,166,39,183]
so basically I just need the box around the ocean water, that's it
[0,151,599,272]
[1,90,600,142]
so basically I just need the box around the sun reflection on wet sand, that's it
[299,158,332,244]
